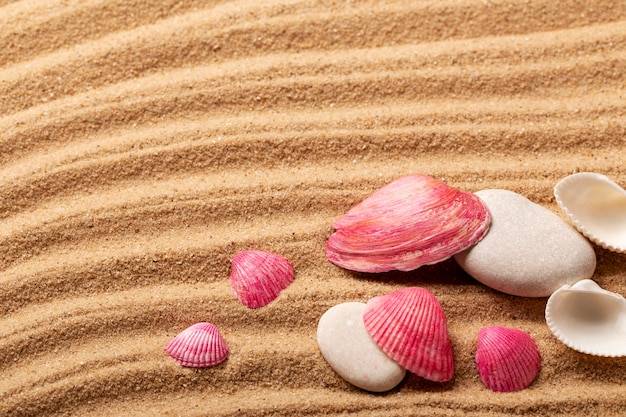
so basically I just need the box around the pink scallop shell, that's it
[362,287,454,382]
[229,250,294,309]
[326,174,491,273]
[166,322,229,367]
[475,326,541,392]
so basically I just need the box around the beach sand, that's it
[1,0,626,415]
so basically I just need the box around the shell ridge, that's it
[230,250,294,308]
[417,295,440,376]
[364,288,453,381]
[499,331,526,391]
[166,322,228,367]
[476,326,540,392]
[190,326,208,365]
[394,290,429,370]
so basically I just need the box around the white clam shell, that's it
[554,172,626,252]
[545,279,626,357]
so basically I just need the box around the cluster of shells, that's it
[320,173,626,392]
[166,250,295,368]
[165,172,626,394]
[317,286,541,393]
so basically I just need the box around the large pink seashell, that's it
[475,326,541,392]
[229,250,294,308]
[326,174,491,273]
[166,322,229,367]
[362,287,454,382]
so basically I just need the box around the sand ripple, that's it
[2,0,626,415]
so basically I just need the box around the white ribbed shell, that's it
[545,279,626,357]
[554,172,626,253]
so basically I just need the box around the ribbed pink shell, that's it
[475,326,541,392]
[229,250,294,309]
[362,287,454,382]
[326,174,491,272]
[166,322,229,367]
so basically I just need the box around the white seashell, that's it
[554,172,626,252]
[545,279,626,357]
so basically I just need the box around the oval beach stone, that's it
[454,189,596,297]
[317,302,406,392]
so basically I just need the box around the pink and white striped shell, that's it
[166,322,229,367]
[475,326,541,392]
[362,287,454,382]
[326,174,491,273]
[229,250,294,309]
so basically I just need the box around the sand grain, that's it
[2,0,626,416]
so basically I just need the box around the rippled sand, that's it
[2,1,626,415]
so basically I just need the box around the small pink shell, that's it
[363,287,454,382]
[475,326,541,392]
[326,174,491,273]
[166,322,229,367]
[229,250,294,309]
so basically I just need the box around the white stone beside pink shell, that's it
[316,287,455,391]
[326,174,491,273]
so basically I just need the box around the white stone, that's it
[316,302,405,392]
[454,189,596,297]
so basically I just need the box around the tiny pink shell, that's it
[326,174,491,273]
[363,287,454,382]
[229,250,294,309]
[166,322,229,367]
[475,326,541,392]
